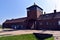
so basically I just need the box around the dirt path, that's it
[0,29,60,40]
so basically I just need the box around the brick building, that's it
[2,3,60,30]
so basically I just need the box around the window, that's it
[58,21,60,25]
[39,22,42,25]
[20,25,23,28]
[46,22,49,25]
[35,21,36,24]
[46,15,49,16]
[27,9,30,11]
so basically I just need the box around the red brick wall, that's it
[27,10,37,20]
[36,19,59,30]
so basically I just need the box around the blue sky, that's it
[0,0,60,25]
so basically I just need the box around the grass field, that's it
[0,25,2,28]
[0,34,54,40]
[45,37,54,40]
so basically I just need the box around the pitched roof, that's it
[38,12,60,20]
[54,12,60,18]
[4,17,27,23]
[27,4,43,10]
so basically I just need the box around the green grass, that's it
[45,37,54,40]
[0,34,54,40]
[0,34,37,40]
[0,25,2,28]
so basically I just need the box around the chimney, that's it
[44,12,46,14]
[54,10,56,13]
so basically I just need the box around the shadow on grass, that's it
[33,33,53,40]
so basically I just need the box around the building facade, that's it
[2,3,60,30]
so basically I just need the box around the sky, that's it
[0,0,60,25]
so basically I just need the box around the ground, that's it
[0,29,60,40]
[0,34,53,40]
